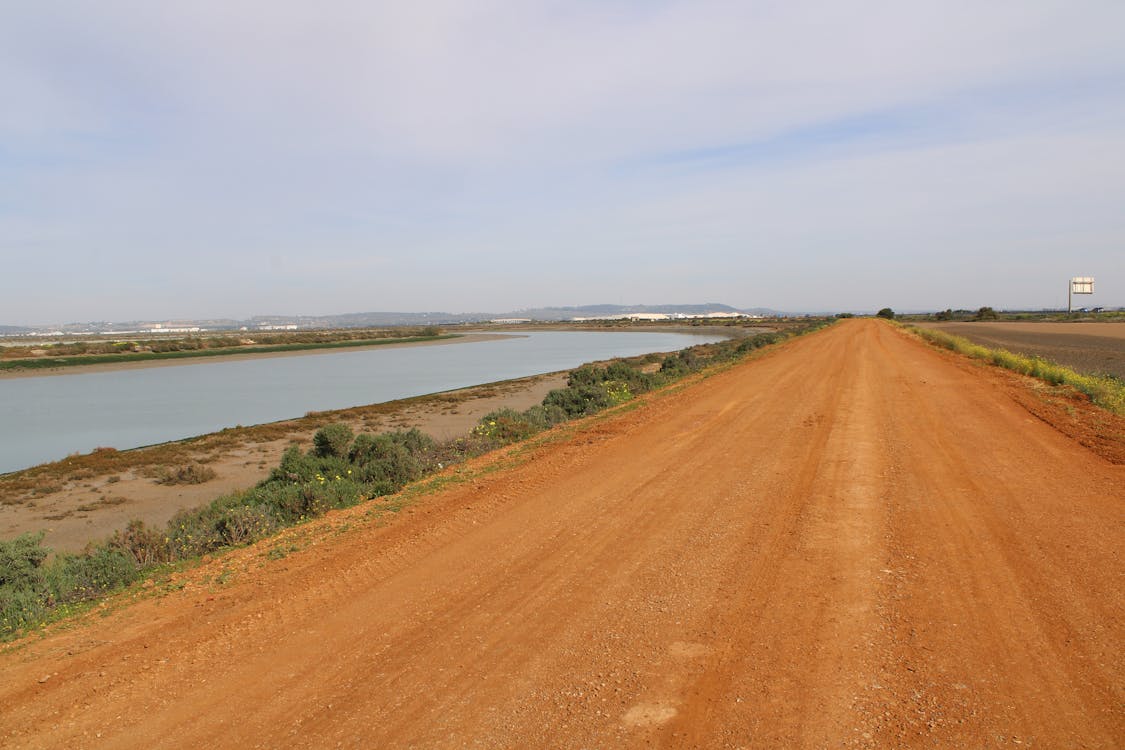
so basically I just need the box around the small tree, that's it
[876,308,895,319]
[934,309,954,321]
[974,306,999,321]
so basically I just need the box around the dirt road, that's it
[1,320,1121,748]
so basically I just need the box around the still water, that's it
[0,330,723,474]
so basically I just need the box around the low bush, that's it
[156,463,217,485]
[109,519,172,566]
[0,532,48,591]
[48,548,138,603]
[312,423,354,458]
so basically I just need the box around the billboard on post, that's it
[1071,277,1094,295]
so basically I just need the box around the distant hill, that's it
[3,303,786,334]
[511,303,768,320]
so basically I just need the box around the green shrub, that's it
[522,404,569,429]
[0,532,48,591]
[385,428,435,455]
[474,408,542,443]
[353,436,422,487]
[216,504,281,545]
[312,423,354,458]
[49,548,138,603]
[877,308,895,319]
[544,384,615,418]
[566,365,603,388]
[659,348,700,377]
[270,445,347,483]
[0,587,48,633]
[167,502,230,557]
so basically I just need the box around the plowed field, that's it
[921,321,1125,378]
[1,320,1121,749]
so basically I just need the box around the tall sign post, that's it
[1068,276,1094,313]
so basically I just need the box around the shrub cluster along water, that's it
[0,325,824,637]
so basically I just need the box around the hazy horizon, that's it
[3,2,1123,325]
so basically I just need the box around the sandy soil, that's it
[0,320,1121,748]
[0,372,565,553]
[0,333,516,379]
[921,321,1125,378]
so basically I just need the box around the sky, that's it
[2,1,1124,324]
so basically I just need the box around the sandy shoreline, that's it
[0,332,520,379]
[1,370,567,552]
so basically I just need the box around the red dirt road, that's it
[1,320,1121,748]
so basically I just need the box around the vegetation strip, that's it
[0,333,457,371]
[0,321,831,639]
[904,324,1125,415]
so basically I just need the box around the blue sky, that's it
[2,0,1124,324]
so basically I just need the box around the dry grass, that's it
[75,497,129,512]
[155,464,218,486]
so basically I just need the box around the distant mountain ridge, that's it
[4,303,785,334]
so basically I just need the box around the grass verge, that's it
[904,324,1125,415]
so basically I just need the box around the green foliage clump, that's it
[0,532,48,591]
[312,423,355,458]
[876,308,895,319]
[49,548,139,603]
[350,432,427,488]
[1,532,142,634]
[544,384,616,418]
[973,306,999,321]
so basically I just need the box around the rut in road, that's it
[1,319,1121,749]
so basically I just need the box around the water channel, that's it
[0,330,725,474]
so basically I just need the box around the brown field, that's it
[1,320,1121,748]
[920,321,1125,378]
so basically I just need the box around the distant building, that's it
[571,311,751,322]
[142,324,203,334]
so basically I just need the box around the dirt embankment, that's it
[0,320,1121,748]
[921,321,1125,378]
